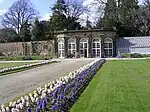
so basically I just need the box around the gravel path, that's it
[0,59,93,104]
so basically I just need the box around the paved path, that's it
[0,59,93,104]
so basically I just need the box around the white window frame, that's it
[58,38,65,58]
[80,38,88,58]
[92,38,101,58]
[68,38,76,56]
[104,38,113,57]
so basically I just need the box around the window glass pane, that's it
[68,44,71,49]
[80,43,83,49]
[85,43,87,48]
[58,44,61,49]
[73,50,76,55]
[92,49,96,57]
[97,43,100,48]
[104,49,109,57]
[97,49,100,53]
[97,49,100,56]
[92,43,96,48]
[62,50,65,56]
[80,50,84,55]
[109,49,113,56]
[72,44,76,49]
[109,43,112,48]
[62,44,64,49]
[104,43,109,48]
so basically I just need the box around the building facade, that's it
[116,36,150,54]
[55,29,116,58]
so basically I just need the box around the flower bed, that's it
[0,60,57,74]
[0,59,106,112]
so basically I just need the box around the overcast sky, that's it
[0,0,145,26]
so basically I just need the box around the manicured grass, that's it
[0,62,34,69]
[71,60,150,112]
[0,61,58,76]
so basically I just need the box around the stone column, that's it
[54,38,58,58]
[101,35,105,58]
[76,36,80,58]
[88,35,92,58]
[113,37,116,57]
[64,37,68,58]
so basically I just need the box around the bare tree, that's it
[1,0,38,40]
[1,0,38,55]
[64,0,88,19]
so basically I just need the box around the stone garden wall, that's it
[32,41,55,57]
[0,41,55,57]
[0,42,24,56]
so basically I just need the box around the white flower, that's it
[1,108,5,112]
[12,101,16,107]
[1,105,5,110]
[9,102,12,107]
[18,103,23,109]
[5,107,9,112]
[26,102,29,107]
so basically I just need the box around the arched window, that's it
[80,38,88,58]
[104,38,113,57]
[92,38,101,57]
[58,38,65,58]
[68,38,76,56]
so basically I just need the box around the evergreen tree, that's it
[100,0,139,36]
[31,18,42,41]
[117,0,139,36]
[50,0,67,30]
[49,0,85,31]
[32,18,52,41]
[102,0,117,29]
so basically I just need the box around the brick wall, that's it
[0,41,55,57]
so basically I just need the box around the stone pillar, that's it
[101,36,105,58]
[64,37,68,58]
[76,36,80,58]
[113,38,116,57]
[88,35,92,58]
[54,38,58,58]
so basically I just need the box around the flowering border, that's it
[0,60,57,74]
[0,59,106,112]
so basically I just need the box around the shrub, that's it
[131,53,142,58]
[23,56,33,60]
[68,54,75,58]
[121,53,131,58]
[141,54,150,58]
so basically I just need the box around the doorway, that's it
[80,38,88,58]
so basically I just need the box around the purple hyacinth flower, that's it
[42,101,46,109]
[51,105,57,111]
[36,108,40,112]
[37,100,42,105]
[44,97,49,104]
[51,99,56,105]
[38,102,42,109]
[26,107,31,112]
[58,94,64,100]
[56,101,61,108]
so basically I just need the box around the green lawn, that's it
[0,62,34,69]
[71,60,150,112]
